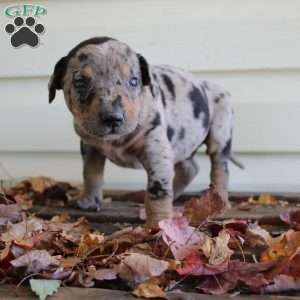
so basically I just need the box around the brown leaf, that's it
[197,275,236,295]
[0,204,22,225]
[133,278,167,299]
[76,232,104,257]
[184,188,225,225]
[1,217,45,243]
[58,256,81,269]
[26,176,57,194]
[249,194,278,206]
[280,209,300,230]
[87,265,117,281]
[11,250,59,273]
[260,230,300,262]
[117,253,169,285]
[246,223,273,247]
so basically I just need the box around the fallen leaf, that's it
[260,230,300,262]
[133,278,167,299]
[0,204,21,225]
[27,176,57,194]
[176,251,228,276]
[184,188,225,225]
[29,279,61,300]
[87,265,117,281]
[246,223,273,247]
[207,230,233,265]
[11,250,59,273]
[280,209,300,230]
[1,217,45,243]
[249,194,278,206]
[262,275,300,293]
[76,232,104,256]
[117,253,169,285]
[197,275,236,295]
[159,216,202,259]
[58,256,81,269]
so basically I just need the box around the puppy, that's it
[49,37,240,225]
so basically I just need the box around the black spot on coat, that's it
[167,126,175,142]
[161,74,175,99]
[159,87,167,107]
[150,113,161,128]
[222,138,232,157]
[179,127,185,140]
[189,85,209,128]
[148,180,169,200]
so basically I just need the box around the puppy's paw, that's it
[70,195,101,211]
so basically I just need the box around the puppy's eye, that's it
[128,77,139,88]
[74,76,91,102]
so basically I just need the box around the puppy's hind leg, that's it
[173,156,199,200]
[205,93,234,207]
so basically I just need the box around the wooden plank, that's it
[1,285,300,300]
[30,202,143,224]
[29,200,294,226]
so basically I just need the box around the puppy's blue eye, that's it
[129,77,139,88]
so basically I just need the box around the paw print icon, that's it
[5,16,45,48]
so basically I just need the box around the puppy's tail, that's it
[229,155,245,169]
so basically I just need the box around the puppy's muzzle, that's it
[100,112,124,128]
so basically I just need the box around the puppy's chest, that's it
[94,138,144,169]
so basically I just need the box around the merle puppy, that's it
[48,37,241,225]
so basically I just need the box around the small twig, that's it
[16,272,41,294]
[165,274,190,291]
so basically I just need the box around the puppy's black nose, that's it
[101,113,124,128]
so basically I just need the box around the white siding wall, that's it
[0,0,300,191]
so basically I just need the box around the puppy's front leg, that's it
[142,134,175,226]
[74,141,106,211]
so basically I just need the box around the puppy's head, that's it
[48,37,151,139]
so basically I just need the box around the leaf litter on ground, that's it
[1,177,300,298]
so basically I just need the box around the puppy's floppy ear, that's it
[137,54,151,86]
[48,56,68,103]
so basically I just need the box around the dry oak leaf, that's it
[207,230,233,265]
[76,232,105,256]
[133,278,167,299]
[11,250,59,273]
[184,188,225,225]
[0,204,22,225]
[117,253,169,285]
